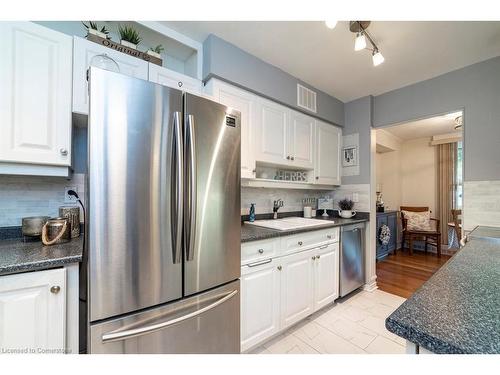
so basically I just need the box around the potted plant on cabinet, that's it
[118,25,142,49]
[338,198,357,218]
[82,21,110,39]
[147,44,164,59]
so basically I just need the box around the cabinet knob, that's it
[315,176,319,180]
[277,265,282,271]
[258,248,264,254]
[327,235,332,239]
[60,148,68,156]
[291,156,295,161]
[178,81,183,87]
[312,256,316,260]
[252,169,256,174]
[50,286,61,294]
[298,241,303,246]
[286,156,290,160]
[316,255,321,259]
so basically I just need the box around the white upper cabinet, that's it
[72,36,149,115]
[204,79,256,179]
[313,243,339,311]
[289,110,315,169]
[149,64,202,94]
[255,98,289,166]
[0,22,72,167]
[0,268,66,352]
[314,120,342,185]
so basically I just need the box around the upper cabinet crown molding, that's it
[0,22,73,172]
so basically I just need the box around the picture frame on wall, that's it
[342,146,358,167]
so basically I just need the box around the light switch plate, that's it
[352,193,359,203]
[64,186,77,203]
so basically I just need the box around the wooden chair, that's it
[400,206,441,257]
[451,209,462,245]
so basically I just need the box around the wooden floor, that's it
[376,249,452,298]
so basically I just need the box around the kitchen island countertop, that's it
[385,226,500,353]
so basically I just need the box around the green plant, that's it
[338,198,355,211]
[118,25,142,45]
[149,44,164,54]
[82,21,109,36]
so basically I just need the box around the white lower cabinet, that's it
[280,249,315,329]
[313,243,340,311]
[0,268,66,352]
[240,259,280,352]
[241,229,340,352]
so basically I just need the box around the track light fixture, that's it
[349,21,384,66]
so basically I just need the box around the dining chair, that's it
[400,206,441,257]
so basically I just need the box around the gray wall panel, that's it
[373,56,500,181]
[203,34,344,126]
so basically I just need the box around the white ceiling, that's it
[382,111,462,141]
[161,21,500,102]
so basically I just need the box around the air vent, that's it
[297,84,317,113]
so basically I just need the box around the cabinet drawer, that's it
[241,237,280,265]
[282,227,339,255]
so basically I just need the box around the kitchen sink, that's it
[244,217,333,231]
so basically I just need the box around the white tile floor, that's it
[247,289,407,354]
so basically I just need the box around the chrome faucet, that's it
[273,199,284,219]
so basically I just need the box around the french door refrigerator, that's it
[86,68,241,353]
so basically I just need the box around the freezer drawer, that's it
[89,280,240,354]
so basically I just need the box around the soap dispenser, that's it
[249,203,256,222]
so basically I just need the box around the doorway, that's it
[373,111,464,298]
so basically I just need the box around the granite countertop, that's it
[241,215,369,243]
[0,237,83,276]
[385,226,500,354]
[468,225,500,240]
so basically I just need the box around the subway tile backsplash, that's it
[0,173,85,227]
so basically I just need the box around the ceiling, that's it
[381,111,463,141]
[161,21,500,102]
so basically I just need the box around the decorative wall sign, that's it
[342,145,358,167]
[379,224,391,246]
[86,34,163,66]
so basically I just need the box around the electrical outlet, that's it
[352,193,359,203]
[64,186,77,203]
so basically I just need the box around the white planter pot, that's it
[146,50,162,59]
[88,28,107,39]
[338,209,356,219]
[120,40,138,49]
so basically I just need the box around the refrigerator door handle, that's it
[101,289,238,343]
[172,111,183,264]
[185,114,197,261]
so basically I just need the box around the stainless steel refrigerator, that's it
[85,68,241,354]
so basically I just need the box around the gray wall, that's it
[343,96,373,185]
[373,56,500,181]
[203,34,344,126]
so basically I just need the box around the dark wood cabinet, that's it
[376,211,398,260]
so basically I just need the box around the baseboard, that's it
[363,277,378,292]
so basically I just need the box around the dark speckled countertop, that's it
[0,237,83,276]
[385,226,500,354]
[241,215,369,243]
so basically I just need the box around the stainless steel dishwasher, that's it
[340,223,365,297]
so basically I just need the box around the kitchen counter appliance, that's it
[85,68,241,353]
[339,223,365,297]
